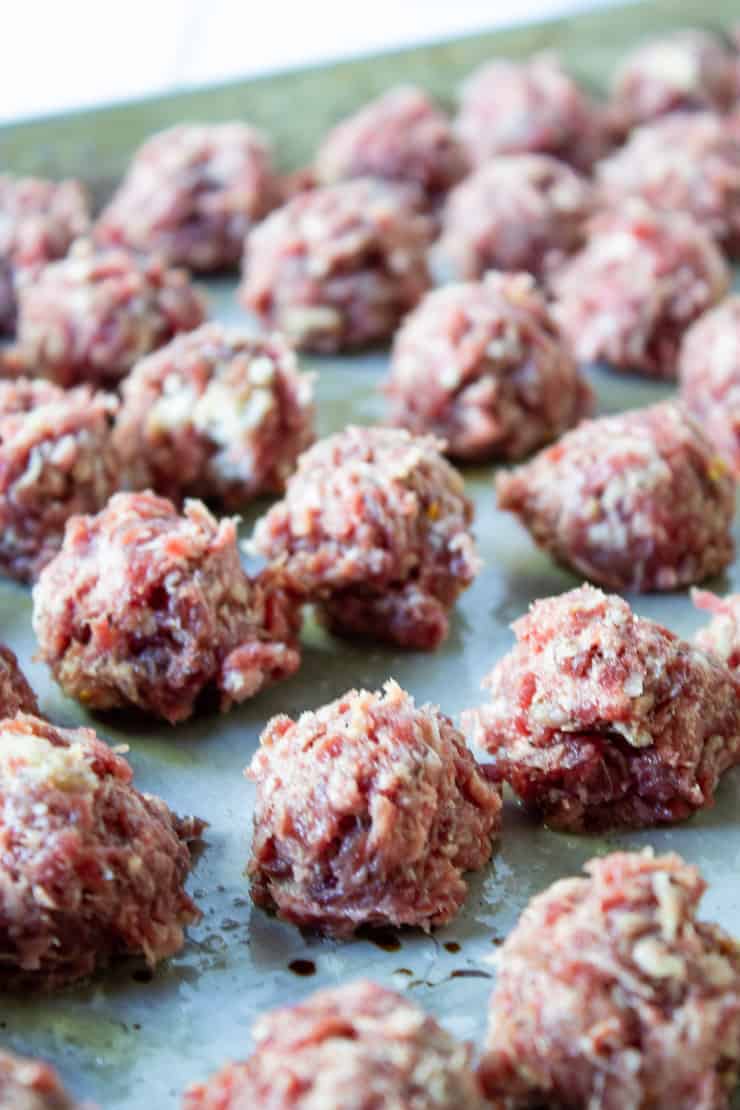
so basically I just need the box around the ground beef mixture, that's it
[251,426,479,650]
[0,1049,81,1110]
[463,585,740,832]
[183,979,487,1109]
[385,272,592,462]
[96,122,278,272]
[597,111,740,253]
[0,645,39,720]
[0,175,90,335]
[479,850,740,1109]
[431,153,592,284]
[248,680,501,935]
[113,324,315,508]
[496,402,735,592]
[455,54,606,173]
[680,296,740,478]
[32,491,301,723]
[0,713,203,988]
[12,240,206,387]
[0,378,119,583]
[550,201,730,378]
[608,29,738,136]
[693,590,740,672]
[239,178,432,353]
[314,85,469,203]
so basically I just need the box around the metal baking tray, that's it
[2,2,740,1105]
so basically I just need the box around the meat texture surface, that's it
[183,980,488,1109]
[385,271,591,462]
[251,426,479,650]
[431,153,593,283]
[32,491,301,723]
[113,324,315,507]
[680,296,740,478]
[455,54,606,172]
[693,590,740,672]
[247,681,501,935]
[0,1049,81,1110]
[497,401,735,592]
[96,122,278,271]
[314,85,469,203]
[0,644,39,720]
[550,200,730,378]
[239,179,432,352]
[479,850,740,1110]
[13,241,205,387]
[0,378,119,583]
[0,714,203,987]
[463,585,740,831]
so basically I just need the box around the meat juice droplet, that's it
[444,941,461,953]
[359,927,401,952]
[288,959,316,977]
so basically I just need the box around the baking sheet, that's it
[2,4,740,1106]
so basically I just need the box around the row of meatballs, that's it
[3,624,740,1106]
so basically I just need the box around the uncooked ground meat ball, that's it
[96,123,278,271]
[431,154,593,283]
[609,29,738,136]
[597,112,740,253]
[0,175,90,334]
[251,426,479,650]
[455,54,606,173]
[248,681,501,935]
[680,296,740,477]
[0,378,119,583]
[479,850,740,1108]
[314,85,469,202]
[239,178,432,353]
[0,713,203,987]
[0,645,38,719]
[113,324,315,508]
[13,240,206,387]
[33,491,301,723]
[496,402,735,592]
[385,272,592,462]
[183,980,488,1109]
[463,585,740,831]
[693,590,740,672]
[550,201,730,378]
[0,1050,80,1110]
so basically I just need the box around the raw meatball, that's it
[385,272,592,462]
[13,240,206,387]
[239,178,432,353]
[183,980,488,1109]
[0,644,39,719]
[0,1049,80,1110]
[479,850,740,1108]
[455,54,606,173]
[0,378,119,583]
[33,491,301,723]
[463,585,740,831]
[251,426,479,650]
[0,713,203,987]
[496,402,735,592]
[314,85,469,202]
[247,681,501,935]
[550,201,730,378]
[693,590,740,671]
[431,154,593,283]
[96,122,278,271]
[113,324,315,508]
[609,29,738,135]
[0,175,90,334]
[597,112,740,253]
[679,296,740,477]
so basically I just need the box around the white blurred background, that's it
[3,0,620,124]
